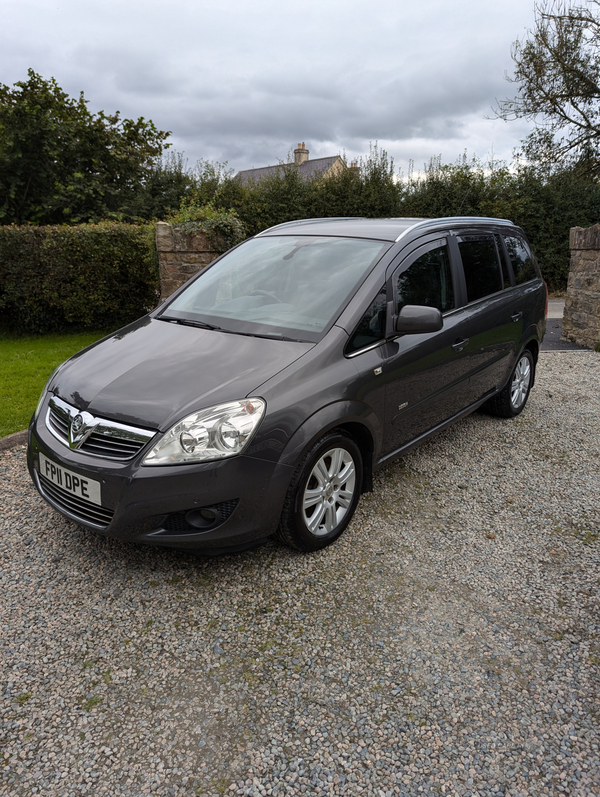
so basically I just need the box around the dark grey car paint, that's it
[52,315,313,430]
[28,216,547,552]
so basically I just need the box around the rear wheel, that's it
[277,432,363,551]
[485,349,534,418]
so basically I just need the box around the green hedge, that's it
[188,149,600,292]
[0,223,159,334]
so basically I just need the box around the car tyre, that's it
[485,349,534,418]
[277,431,363,552]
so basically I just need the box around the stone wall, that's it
[563,225,600,350]
[155,222,219,302]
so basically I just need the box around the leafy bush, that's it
[0,223,159,334]
[166,200,246,253]
[210,144,401,236]
[179,147,598,289]
[400,157,600,291]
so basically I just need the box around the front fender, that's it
[268,400,380,498]
[239,401,380,538]
[277,400,380,467]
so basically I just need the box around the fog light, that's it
[185,508,220,529]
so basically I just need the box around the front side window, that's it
[161,235,390,342]
[504,235,537,284]
[396,244,455,314]
[458,236,503,303]
[347,285,387,353]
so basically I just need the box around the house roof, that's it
[235,155,342,185]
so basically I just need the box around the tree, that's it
[0,69,170,224]
[496,1,600,174]
[124,151,199,220]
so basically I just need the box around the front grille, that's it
[48,406,69,439]
[46,396,155,461]
[38,472,114,528]
[79,431,149,460]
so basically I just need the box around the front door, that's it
[380,240,473,458]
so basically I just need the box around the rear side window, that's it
[504,235,537,284]
[396,244,455,314]
[458,236,503,303]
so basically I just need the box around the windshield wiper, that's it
[159,316,307,342]
[233,330,308,342]
[159,316,225,332]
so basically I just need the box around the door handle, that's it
[451,337,469,352]
[511,311,523,322]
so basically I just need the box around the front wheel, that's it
[276,432,363,551]
[485,349,534,418]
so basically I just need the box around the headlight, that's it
[33,364,64,421]
[142,398,266,466]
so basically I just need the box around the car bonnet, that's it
[49,317,313,430]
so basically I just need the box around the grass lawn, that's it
[0,330,111,438]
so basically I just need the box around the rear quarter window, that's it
[504,235,538,284]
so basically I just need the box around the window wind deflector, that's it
[159,316,224,332]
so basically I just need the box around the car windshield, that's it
[160,235,390,342]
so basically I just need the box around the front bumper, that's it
[28,417,293,551]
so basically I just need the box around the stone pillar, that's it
[155,222,220,302]
[563,225,600,350]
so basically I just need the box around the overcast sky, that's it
[2,0,537,176]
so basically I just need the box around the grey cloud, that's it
[0,0,536,174]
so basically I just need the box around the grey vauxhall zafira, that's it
[28,217,547,553]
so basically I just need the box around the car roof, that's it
[257,216,515,243]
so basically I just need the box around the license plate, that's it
[39,453,102,506]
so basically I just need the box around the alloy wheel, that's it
[511,354,532,409]
[301,447,357,537]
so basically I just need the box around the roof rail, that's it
[395,215,514,242]
[257,217,364,236]
[255,215,515,240]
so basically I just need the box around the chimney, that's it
[349,161,360,176]
[294,142,309,166]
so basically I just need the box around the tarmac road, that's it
[542,299,589,351]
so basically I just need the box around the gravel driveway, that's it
[1,350,599,797]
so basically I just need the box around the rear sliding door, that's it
[456,232,523,401]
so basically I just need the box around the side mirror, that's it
[395,304,443,334]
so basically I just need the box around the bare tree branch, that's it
[494,0,600,172]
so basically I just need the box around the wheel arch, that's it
[277,402,378,495]
[335,421,375,493]
[523,337,540,388]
